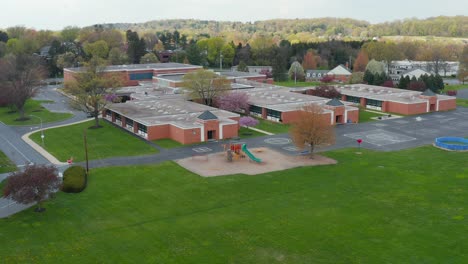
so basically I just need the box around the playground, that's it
[176,145,337,177]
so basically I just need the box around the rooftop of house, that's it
[107,96,239,128]
[65,63,202,73]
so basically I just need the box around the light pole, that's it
[220,53,223,70]
[30,115,44,146]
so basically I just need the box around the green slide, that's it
[241,144,262,163]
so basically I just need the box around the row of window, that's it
[107,110,147,137]
[129,72,154,80]
[346,96,361,104]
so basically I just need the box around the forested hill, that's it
[100,16,467,42]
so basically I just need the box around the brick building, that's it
[64,63,202,87]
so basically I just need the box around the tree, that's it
[271,46,288,81]
[3,164,61,212]
[348,72,364,84]
[126,30,146,64]
[290,104,335,158]
[239,116,259,128]
[108,47,129,65]
[398,75,410,89]
[185,43,202,65]
[0,54,46,120]
[56,52,80,70]
[365,59,385,75]
[288,61,305,82]
[353,50,368,72]
[182,69,230,106]
[320,75,334,83]
[60,26,80,42]
[382,80,394,88]
[237,61,248,72]
[64,57,123,128]
[307,86,341,99]
[83,40,109,59]
[215,92,249,112]
[302,50,318,70]
[458,45,468,84]
[408,80,426,91]
[139,53,159,64]
[0,30,9,43]
[363,70,374,84]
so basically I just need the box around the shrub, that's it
[446,90,457,96]
[62,166,87,193]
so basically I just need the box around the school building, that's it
[241,87,359,125]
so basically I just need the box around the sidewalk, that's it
[247,127,274,135]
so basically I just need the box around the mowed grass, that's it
[359,109,388,123]
[238,126,267,138]
[256,118,290,134]
[0,151,16,173]
[443,84,468,91]
[0,99,72,126]
[1,146,467,263]
[152,138,183,149]
[457,98,468,107]
[29,120,158,162]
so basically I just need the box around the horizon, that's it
[1,0,467,31]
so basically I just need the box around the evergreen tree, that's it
[434,74,444,92]
[237,61,249,72]
[363,70,374,85]
[398,75,410,89]
[126,30,146,64]
[186,43,202,65]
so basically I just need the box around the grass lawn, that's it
[359,108,388,123]
[255,118,290,134]
[238,126,266,138]
[29,120,158,162]
[152,138,183,149]
[0,151,16,173]
[1,146,467,263]
[0,99,73,126]
[443,84,468,91]
[456,98,468,107]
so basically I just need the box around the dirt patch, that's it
[176,147,337,177]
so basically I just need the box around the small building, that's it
[104,94,240,144]
[327,65,352,83]
[64,63,202,87]
[402,68,431,80]
[231,65,272,74]
[305,70,329,81]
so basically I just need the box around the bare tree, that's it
[0,54,46,120]
[64,57,123,128]
[182,69,230,106]
[290,104,335,158]
[3,164,61,212]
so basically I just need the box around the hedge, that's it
[62,166,87,193]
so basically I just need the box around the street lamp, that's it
[30,115,44,146]
[220,53,223,70]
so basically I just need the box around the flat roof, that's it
[65,63,202,73]
[218,71,266,79]
[243,87,357,112]
[332,84,455,104]
[107,97,239,128]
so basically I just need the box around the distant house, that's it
[402,68,431,80]
[231,65,272,74]
[305,70,329,81]
[38,46,51,58]
[388,60,460,81]
[327,65,352,83]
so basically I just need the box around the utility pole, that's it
[83,129,89,174]
[220,53,223,70]
[30,115,44,146]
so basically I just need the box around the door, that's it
[207,130,216,140]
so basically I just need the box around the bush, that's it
[446,90,458,96]
[62,166,87,193]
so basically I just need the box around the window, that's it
[266,108,281,122]
[137,123,148,138]
[346,96,361,104]
[126,119,133,129]
[129,72,153,80]
[105,109,112,119]
[366,99,382,110]
[249,105,262,117]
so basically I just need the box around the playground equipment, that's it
[434,137,468,151]
[223,143,262,163]
[241,144,262,163]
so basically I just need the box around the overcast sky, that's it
[1,0,466,30]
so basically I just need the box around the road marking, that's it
[264,138,291,145]
[0,133,32,163]
[192,147,212,153]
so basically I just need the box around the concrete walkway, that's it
[246,126,274,135]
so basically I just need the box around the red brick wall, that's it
[221,123,239,139]
[147,125,171,141]
[346,109,359,123]
[386,101,427,115]
[169,125,201,144]
[438,99,456,111]
[281,110,333,125]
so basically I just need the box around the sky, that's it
[1,0,467,30]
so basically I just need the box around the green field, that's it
[457,98,468,107]
[151,138,183,149]
[1,146,467,263]
[255,118,290,134]
[238,126,267,138]
[0,151,16,173]
[359,109,388,123]
[0,99,73,126]
[443,84,468,91]
[29,120,158,162]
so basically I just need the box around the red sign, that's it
[357,139,362,144]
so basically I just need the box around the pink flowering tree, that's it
[215,92,249,113]
[239,116,259,128]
